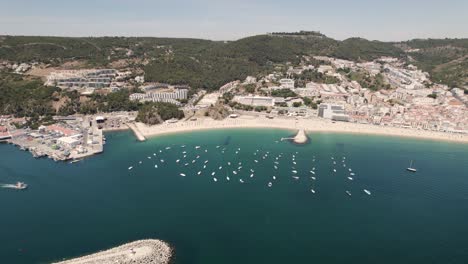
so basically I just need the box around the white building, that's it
[46,69,117,89]
[318,103,349,121]
[130,89,188,105]
[57,135,82,148]
[234,96,274,107]
[279,79,295,89]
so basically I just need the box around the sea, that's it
[1,129,468,264]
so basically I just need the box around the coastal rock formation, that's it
[54,239,172,264]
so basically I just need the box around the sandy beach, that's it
[132,115,468,143]
[53,239,171,264]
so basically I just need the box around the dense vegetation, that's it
[1,33,467,92]
[136,102,184,125]
[271,88,298,98]
[293,69,340,87]
[346,71,390,91]
[0,73,59,117]
[332,38,404,61]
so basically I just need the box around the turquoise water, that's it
[1,129,468,264]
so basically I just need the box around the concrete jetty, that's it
[293,129,308,144]
[280,129,308,144]
[127,123,147,141]
[54,239,171,264]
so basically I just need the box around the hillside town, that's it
[1,55,467,161]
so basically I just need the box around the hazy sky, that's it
[0,0,467,41]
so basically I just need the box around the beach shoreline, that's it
[131,116,468,144]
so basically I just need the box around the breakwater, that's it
[54,239,172,264]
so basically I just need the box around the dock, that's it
[281,129,308,144]
[127,123,147,141]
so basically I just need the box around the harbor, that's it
[1,129,468,264]
[1,112,136,161]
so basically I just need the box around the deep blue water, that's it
[1,129,468,264]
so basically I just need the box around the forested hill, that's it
[0,33,467,89]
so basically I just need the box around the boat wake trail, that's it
[1,184,17,189]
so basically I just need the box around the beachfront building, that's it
[318,103,349,121]
[46,69,117,89]
[234,96,275,107]
[129,89,188,106]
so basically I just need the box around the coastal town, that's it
[1,55,467,161]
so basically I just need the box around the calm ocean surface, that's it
[1,129,468,264]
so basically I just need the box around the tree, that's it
[136,102,184,125]
[271,89,297,98]
[293,102,302,107]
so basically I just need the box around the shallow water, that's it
[1,129,468,264]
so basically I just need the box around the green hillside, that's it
[1,33,467,89]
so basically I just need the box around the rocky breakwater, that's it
[54,239,172,264]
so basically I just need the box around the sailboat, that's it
[406,160,417,172]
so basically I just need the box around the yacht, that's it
[128,166,133,170]
[347,177,353,181]
[292,176,299,180]
[407,160,417,172]
[268,182,272,188]
[239,179,244,183]
[292,170,298,174]
[250,173,254,178]
[13,182,28,190]
[197,171,201,175]
[213,178,218,182]
[233,171,237,175]
[179,173,186,177]
[310,189,316,194]
[364,189,371,195]
[310,171,315,175]
[346,191,351,196]
[333,169,337,173]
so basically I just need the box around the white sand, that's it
[132,115,468,143]
[54,239,171,264]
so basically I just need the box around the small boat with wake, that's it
[2,182,28,190]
